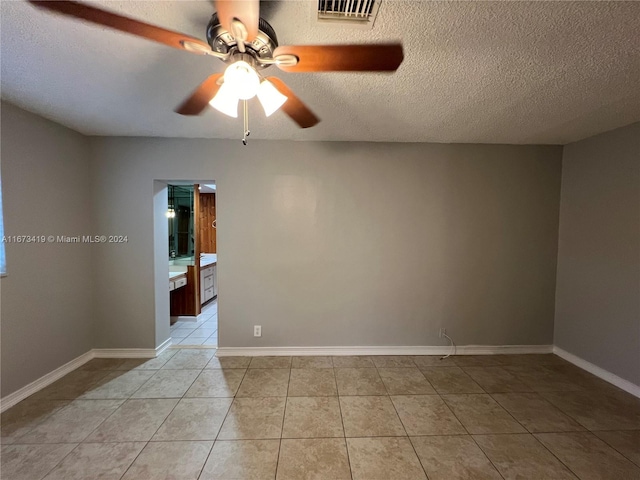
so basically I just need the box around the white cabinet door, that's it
[202,266,214,277]
[204,287,214,302]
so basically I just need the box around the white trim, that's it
[553,346,640,399]
[216,344,553,357]
[169,345,217,350]
[0,350,95,412]
[93,348,157,358]
[170,315,199,323]
[93,339,173,359]
[15,342,634,415]
[155,338,173,356]
[0,340,175,413]
[456,344,553,354]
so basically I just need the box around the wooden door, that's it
[198,193,216,254]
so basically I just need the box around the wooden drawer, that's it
[203,275,214,289]
[174,277,187,289]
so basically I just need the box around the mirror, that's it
[168,185,195,263]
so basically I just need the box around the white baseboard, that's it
[216,344,553,357]
[92,349,157,358]
[0,340,174,413]
[171,315,198,323]
[0,350,95,412]
[155,338,172,356]
[553,346,640,399]
[456,344,553,354]
[93,338,173,359]
[169,345,217,350]
[14,342,633,414]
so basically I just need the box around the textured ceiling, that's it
[1,1,639,144]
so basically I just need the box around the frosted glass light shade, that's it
[224,61,260,100]
[210,83,239,118]
[257,80,288,116]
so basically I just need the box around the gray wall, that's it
[1,102,93,396]
[90,137,562,349]
[555,122,640,385]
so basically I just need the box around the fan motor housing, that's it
[206,14,278,69]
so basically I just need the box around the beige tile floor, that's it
[170,300,218,347]
[2,351,639,480]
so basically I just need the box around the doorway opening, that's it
[167,182,218,347]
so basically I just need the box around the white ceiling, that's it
[1,1,639,144]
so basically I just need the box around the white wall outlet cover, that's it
[254,325,262,337]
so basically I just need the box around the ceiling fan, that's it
[28,0,404,134]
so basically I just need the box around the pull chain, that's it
[242,100,250,145]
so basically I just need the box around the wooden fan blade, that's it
[266,77,320,128]
[214,0,260,41]
[273,43,404,72]
[29,1,212,54]
[176,74,224,115]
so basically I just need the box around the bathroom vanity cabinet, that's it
[200,259,217,304]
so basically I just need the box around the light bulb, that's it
[223,61,260,100]
[257,80,288,116]
[210,82,239,117]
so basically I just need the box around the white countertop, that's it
[169,257,194,266]
[200,254,217,267]
[169,271,187,280]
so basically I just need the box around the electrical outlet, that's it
[254,325,262,337]
[439,328,446,338]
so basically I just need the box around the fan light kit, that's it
[209,60,288,119]
[29,0,405,144]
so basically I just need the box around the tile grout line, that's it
[469,371,632,477]
[171,313,218,346]
[212,366,250,443]
[536,391,596,432]
[2,401,71,445]
[433,386,508,480]
[27,395,136,480]
[332,359,355,480]
[482,390,529,434]
[373,357,432,480]
[114,351,212,478]
[195,442,216,479]
[590,431,640,469]
[389,405,433,480]
[466,435,506,480]
[7,351,638,479]
[8,429,582,446]
[191,350,243,479]
[274,365,293,480]
[117,440,150,480]
[32,442,82,480]
[12,359,167,446]
[528,431,584,479]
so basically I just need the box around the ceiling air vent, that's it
[317,0,382,27]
